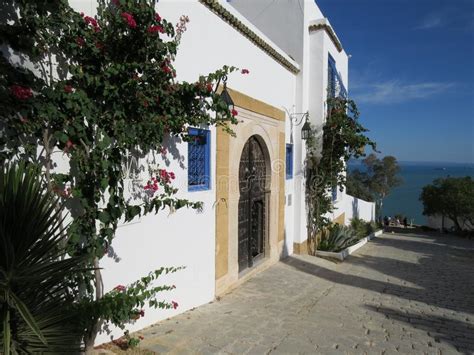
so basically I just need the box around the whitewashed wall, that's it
[78,0,299,344]
[332,192,376,225]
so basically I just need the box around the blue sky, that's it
[317,0,474,164]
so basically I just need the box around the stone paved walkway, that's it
[137,232,474,354]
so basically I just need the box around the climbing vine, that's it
[305,97,376,254]
[1,0,241,348]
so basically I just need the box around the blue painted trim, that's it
[328,54,347,98]
[286,144,293,180]
[328,54,337,98]
[188,128,211,192]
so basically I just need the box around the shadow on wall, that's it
[365,305,474,354]
[352,197,359,219]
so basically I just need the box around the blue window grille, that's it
[328,54,348,99]
[328,54,337,98]
[286,144,293,179]
[332,186,338,201]
[188,128,210,191]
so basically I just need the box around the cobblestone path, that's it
[137,232,474,354]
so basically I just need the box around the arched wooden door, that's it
[238,136,269,272]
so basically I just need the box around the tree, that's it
[420,176,474,232]
[345,169,373,202]
[1,0,239,349]
[347,154,402,218]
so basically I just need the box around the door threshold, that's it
[238,255,267,278]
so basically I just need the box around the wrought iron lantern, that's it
[220,75,234,109]
[286,110,311,142]
[301,114,311,140]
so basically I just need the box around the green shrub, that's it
[366,221,380,234]
[317,224,359,252]
[350,218,380,239]
[350,217,368,239]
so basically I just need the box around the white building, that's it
[64,0,375,344]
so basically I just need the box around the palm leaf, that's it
[0,162,88,352]
[8,291,47,346]
[2,308,10,355]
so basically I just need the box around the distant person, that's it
[384,216,389,226]
[403,217,408,228]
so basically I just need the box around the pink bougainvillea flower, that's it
[10,85,33,100]
[144,179,159,193]
[111,0,120,6]
[84,16,96,27]
[171,301,178,309]
[139,309,145,317]
[206,83,213,92]
[64,85,73,93]
[155,13,162,22]
[162,65,172,74]
[114,285,126,292]
[121,12,137,28]
[76,37,85,46]
[160,147,167,155]
[63,139,76,153]
[84,16,100,32]
[231,108,238,117]
[147,25,165,34]
[169,172,175,180]
[241,68,250,74]
[138,335,144,340]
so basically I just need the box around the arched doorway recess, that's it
[238,135,270,272]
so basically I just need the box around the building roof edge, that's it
[199,0,301,74]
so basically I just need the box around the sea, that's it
[348,161,474,225]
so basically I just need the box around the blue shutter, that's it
[188,128,211,191]
[286,144,293,179]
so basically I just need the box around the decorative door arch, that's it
[238,135,270,272]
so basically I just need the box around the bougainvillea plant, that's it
[0,0,239,349]
[304,96,376,254]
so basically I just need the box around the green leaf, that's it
[100,177,109,190]
[3,308,11,355]
[98,211,110,224]
[125,205,141,221]
[54,131,68,143]
[9,291,47,346]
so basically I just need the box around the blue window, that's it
[328,54,347,99]
[328,54,337,98]
[332,186,338,201]
[286,144,293,179]
[188,128,210,191]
